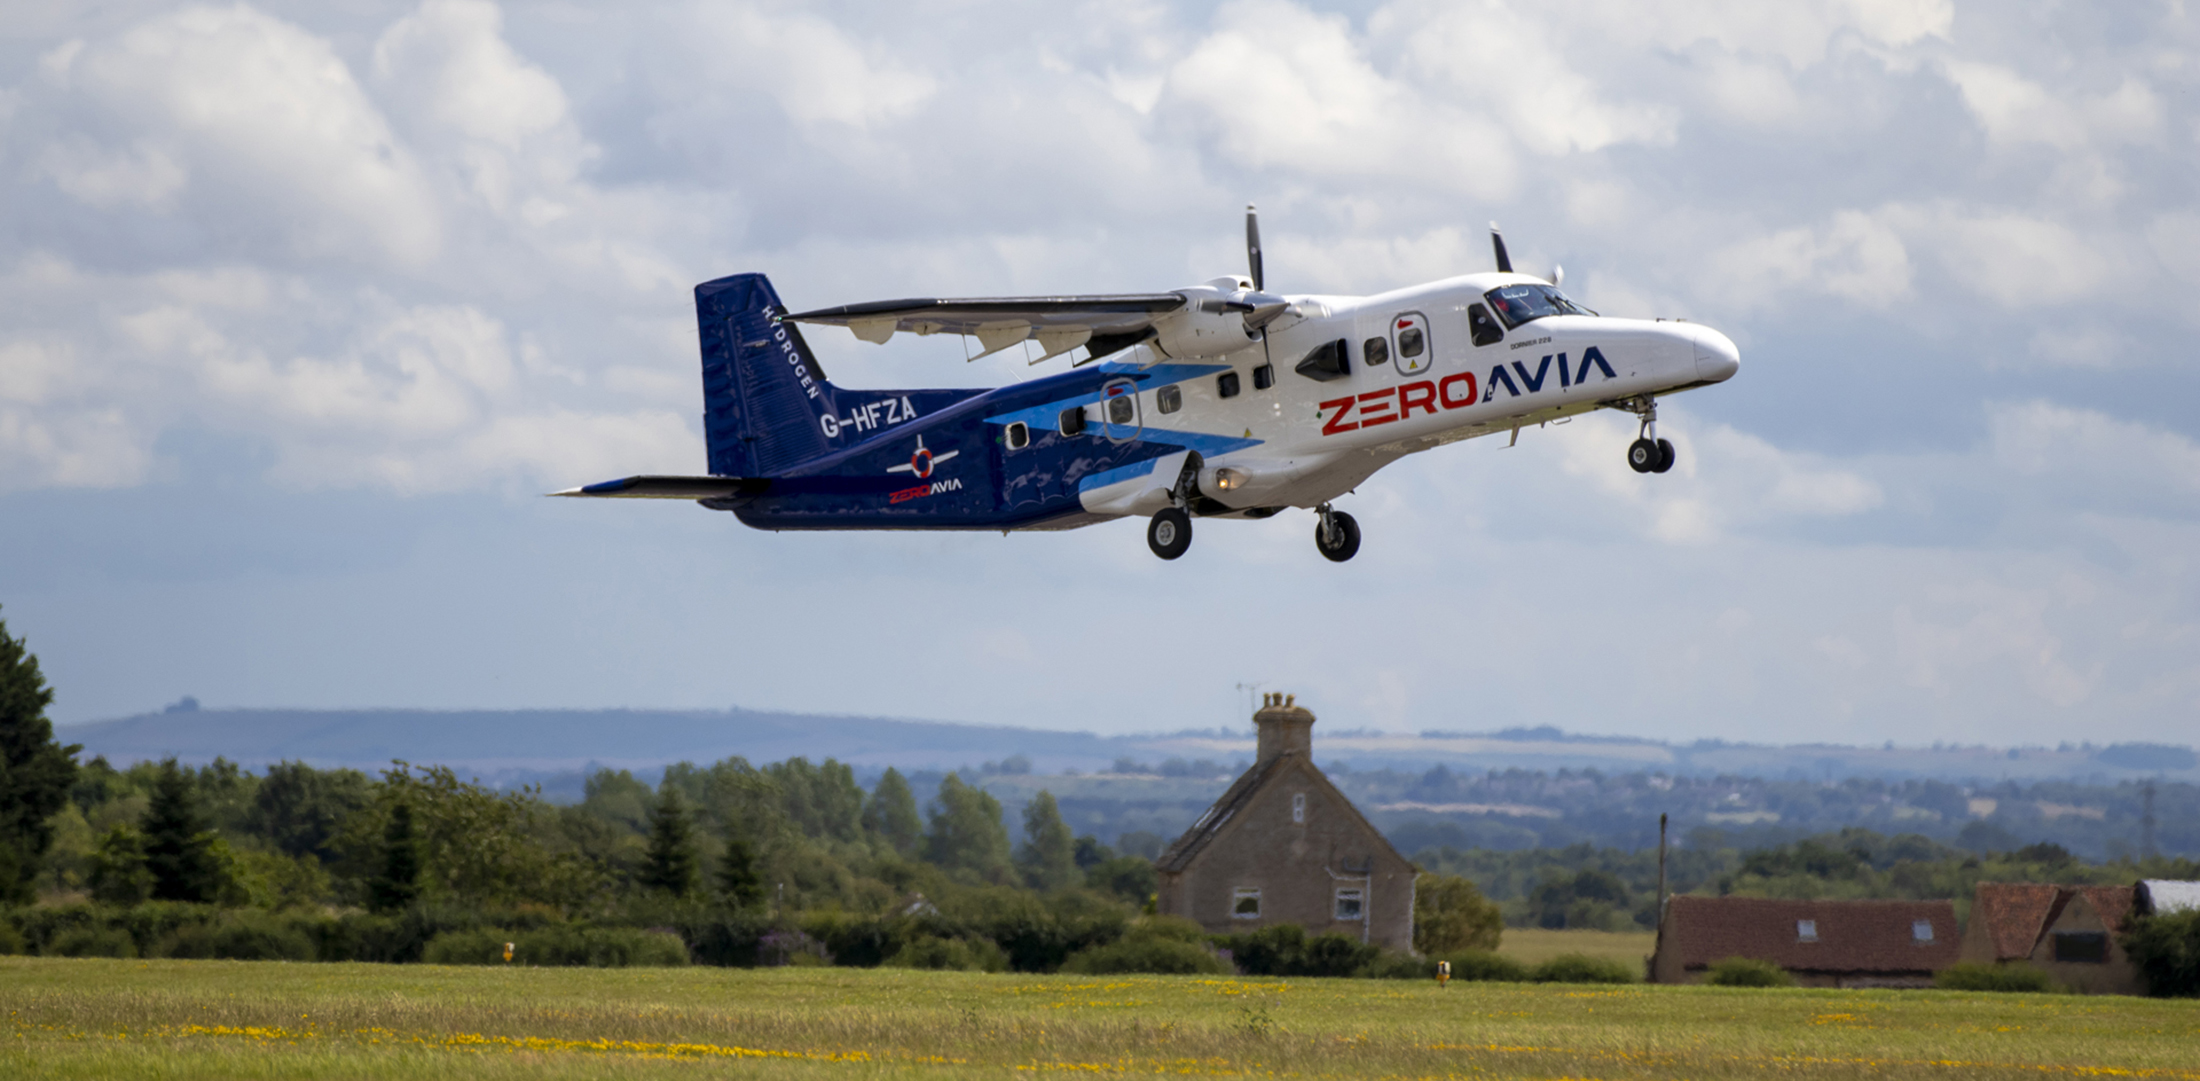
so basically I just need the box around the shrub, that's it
[46,925,137,958]
[1704,957,1794,987]
[1061,919,1230,975]
[1529,953,1636,984]
[1218,924,1380,977]
[0,919,23,956]
[1441,949,1531,982]
[884,934,1007,972]
[1935,961,2057,993]
[2123,910,2200,998]
[1357,951,1437,980]
[1415,875,1503,955]
[423,926,689,967]
[153,913,314,961]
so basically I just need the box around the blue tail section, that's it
[697,273,840,477]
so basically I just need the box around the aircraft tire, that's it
[1627,438,1659,473]
[1653,438,1676,474]
[1148,508,1192,560]
[1315,511,1361,563]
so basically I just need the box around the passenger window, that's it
[1468,303,1503,347]
[1253,364,1274,390]
[1005,422,1029,450]
[1059,406,1085,436]
[1107,396,1134,425]
[1217,371,1241,398]
[1363,337,1390,366]
[1157,385,1182,414]
[1393,313,1430,374]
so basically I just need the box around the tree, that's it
[250,761,370,861]
[87,825,152,906]
[368,801,421,913]
[141,758,223,903]
[924,774,1011,882]
[1016,791,1078,891]
[638,785,700,896]
[2123,909,2200,998]
[717,832,763,908]
[861,767,922,857]
[1414,874,1504,954]
[0,607,79,903]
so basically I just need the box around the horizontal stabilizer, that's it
[552,474,913,500]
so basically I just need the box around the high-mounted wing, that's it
[784,293,1186,363]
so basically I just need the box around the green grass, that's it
[1497,927,1656,967]
[5,957,2198,1079]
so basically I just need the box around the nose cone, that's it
[1690,324,1740,382]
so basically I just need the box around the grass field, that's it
[5,957,2197,1080]
[1495,928,1656,968]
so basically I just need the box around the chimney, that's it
[1253,692,1315,762]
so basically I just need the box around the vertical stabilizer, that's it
[697,273,837,477]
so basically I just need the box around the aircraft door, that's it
[1391,312,1431,375]
[1100,378,1142,443]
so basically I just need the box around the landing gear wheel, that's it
[1628,438,1660,473]
[1315,509,1361,563]
[1147,508,1192,560]
[1652,438,1676,474]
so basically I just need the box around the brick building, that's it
[1959,883,2140,995]
[1153,694,1418,952]
[1650,896,1959,987]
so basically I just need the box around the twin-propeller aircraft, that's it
[557,209,1740,561]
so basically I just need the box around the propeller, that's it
[1490,221,1513,273]
[1245,204,1265,291]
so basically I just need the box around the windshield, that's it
[1483,283,1594,328]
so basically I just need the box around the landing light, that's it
[1214,468,1244,492]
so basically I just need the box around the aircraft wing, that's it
[551,475,906,499]
[784,293,1186,359]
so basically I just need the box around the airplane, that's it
[555,208,1740,561]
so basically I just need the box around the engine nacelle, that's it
[1149,303,1257,359]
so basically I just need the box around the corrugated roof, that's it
[1660,896,1960,974]
[2139,880,2200,915]
[1970,883,2059,962]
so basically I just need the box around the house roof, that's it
[1153,751,1409,875]
[1970,883,2061,962]
[2139,880,2200,915]
[1971,882,2138,961]
[1660,896,1959,974]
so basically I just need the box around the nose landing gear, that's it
[1617,397,1675,474]
[1314,503,1360,562]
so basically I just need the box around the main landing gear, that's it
[1147,508,1191,560]
[1314,503,1361,563]
[1618,396,1675,474]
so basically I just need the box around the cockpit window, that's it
[1483,284,1594,328]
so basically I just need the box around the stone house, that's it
[1650,896,1959,987]
[1154,694,1418,952]
[1959,883,2140,995]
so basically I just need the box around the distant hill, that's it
[58,704,2199,787]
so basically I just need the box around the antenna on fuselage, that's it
[1246,204,1266,291]
[1489,222,1513,274]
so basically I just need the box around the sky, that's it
[3,0,2198,747]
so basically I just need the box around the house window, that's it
[1233,888,1261,919]
[1335,887,1364,920]
[2053,932,2108,963]
[1796,920,1818,943]
[1912,919,1935,943]
[1292,793,1306,823]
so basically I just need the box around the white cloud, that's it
[689,2,936,130]
[1708,209,1912,309]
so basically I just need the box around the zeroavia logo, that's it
[1318,346,1618,436]
[891,477,964,504]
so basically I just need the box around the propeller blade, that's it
[1551,264,1564,287]
[1490,222,1513,274]
[1245,204,1265,292]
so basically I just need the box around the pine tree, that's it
[1016,790,1079,891]
[638,785,699,895]
[924,774,1012,882]
[368,801,422,913]
[861,767,922,857]
[87,825,152,906]
[0,607,79,903]
[717,832,763,908]
[140,758,221,903]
